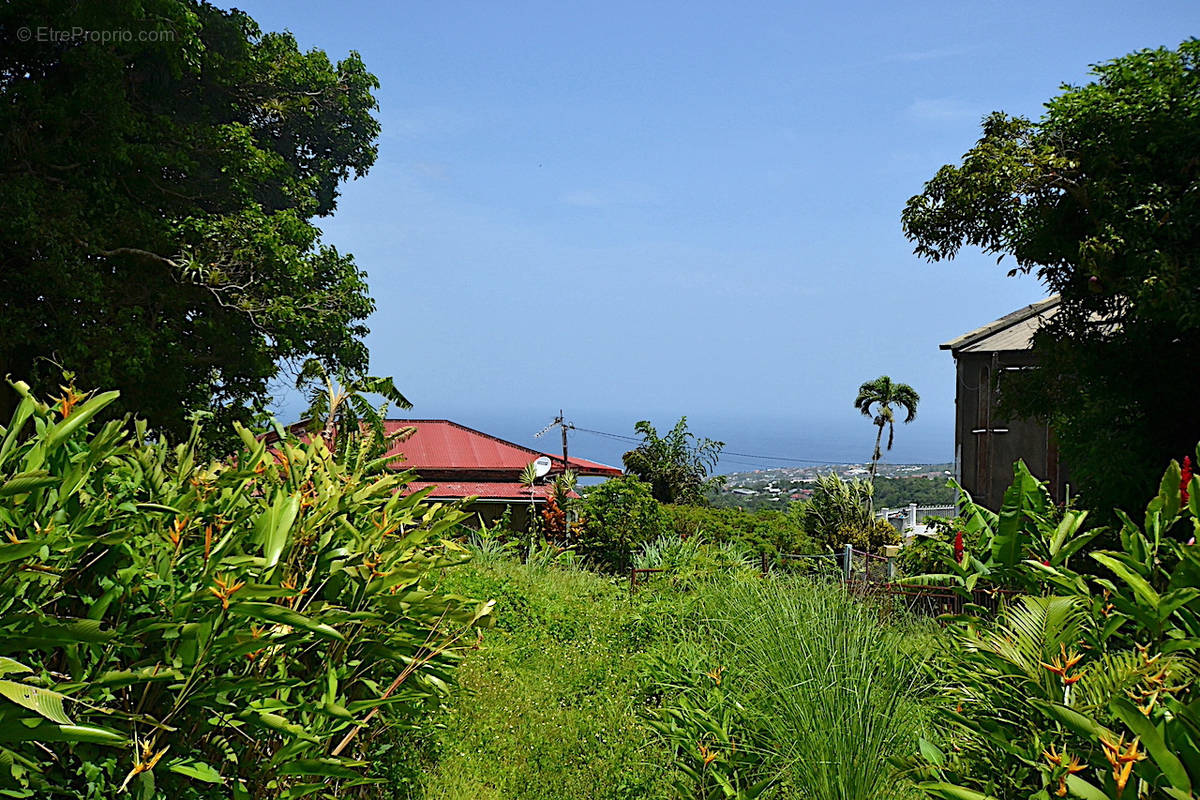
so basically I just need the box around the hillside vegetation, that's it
[381,548,938,800]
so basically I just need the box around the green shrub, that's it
[793,473,900,552]
[906,452,1200,800]
[892,516,969,577]
[579,476,666,573]
[0,382,492,797]
[661,504,808,555]
[633,535,759,592]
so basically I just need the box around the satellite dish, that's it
[533,456,553,478]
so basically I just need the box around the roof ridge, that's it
[940,294,1060,352]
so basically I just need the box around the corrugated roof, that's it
[940,296,1060,354]
[383,420,622,477]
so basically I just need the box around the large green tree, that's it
[622,416,725,505]
[903,40,1200,513]
[0,0,380,443]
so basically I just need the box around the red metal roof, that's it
[382,420,622,477]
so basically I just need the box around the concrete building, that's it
[941,297,1069,509]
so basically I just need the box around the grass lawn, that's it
[392,554,676,800]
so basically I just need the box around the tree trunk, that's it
[869,422,884,483]
[866,421,885,518]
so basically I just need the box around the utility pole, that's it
[559,409,569,470]
[535,411,575,473]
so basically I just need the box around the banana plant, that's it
[904,461,1099,603]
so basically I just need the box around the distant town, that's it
[710,462,956,512]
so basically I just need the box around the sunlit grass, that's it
[701,577,934,800]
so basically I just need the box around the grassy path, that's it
[406,557,675,800]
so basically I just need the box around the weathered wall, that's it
[953,351,1069,509]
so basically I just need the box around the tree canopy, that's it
[622,417,725,505]
[0,0,381,443]
[903,40,1200,512]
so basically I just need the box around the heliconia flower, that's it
[1182,456,1193,506]
[953,530,964,564]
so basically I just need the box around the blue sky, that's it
[241,0,1199,470]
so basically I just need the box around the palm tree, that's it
[853,376,920,484]
[296,359,413,460]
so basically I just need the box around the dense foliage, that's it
[0,383,491,798]
[907,451,1200,800]
[667,579,933,800]
[873,476,957,509]
[903,40,1200,513]
[793,473,900,552]
[579,476,667,572]
[0,0,380,443]
[623,418,726,505]
[661,504,808,556]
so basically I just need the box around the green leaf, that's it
[168,758,224,784]
[239,710,319,744]
[1065,774,1111,800]
[227,602,345,642]
[0,617,114,648]
[0,659,31,678]
[45,391,120,447]
[0,472,57,497]
[1029,698,1116,741]
[1091,552,1159,607]
[0,681,72,725]
[919,782,998,800]
[1159,461,1182,520]
[919,737,946,766]
[88,666,184,689]
[255,492,300,570]
[1111,697,1192,792]
[0,542,40,566]
[1163,638,1200,655]
[993,461,1045,567]
[134,503,183,515]
[0,719,126,746]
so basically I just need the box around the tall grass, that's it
[702,578,932,800]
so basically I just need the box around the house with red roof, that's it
[379,420,622,524]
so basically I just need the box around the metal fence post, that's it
[843,544,853,582]
[761,551,769,575]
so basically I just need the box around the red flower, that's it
[953,530,964,564]
[1182,456,1193,506]
[1042,559,1051,567]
